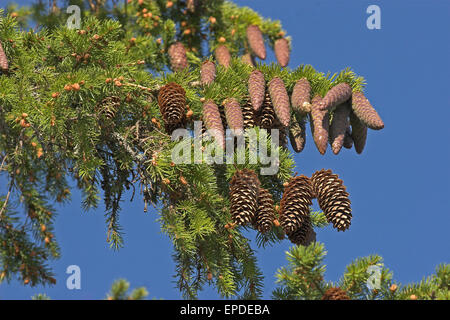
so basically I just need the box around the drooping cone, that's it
[268,77,290,127]
[256,92,276,129]
[310,95,329,155]
[200,60,216,85]
[274,38,290,67]
[289,117,306,153]
[351,91,384,130]
[241,53,255,67]
[229,169,261,226]
[168,42,188,72]
[322,287,351,300]
[215,45,231,68]
[279,176,314,235]
[248,69,266,111]
[246,25,266,60]
[224,98,244,132]
[252,188,276,233]
[157,83,186,131]
[202,99,225,148]
[287,216,316,246]
[343,127,353,149]
[349,112,367,154]
[0,42,8,71]
[311,169,352,231]
[291,78,312,116]
[242,99,255,129]
[329,103,351,155]
[319,83,352,111]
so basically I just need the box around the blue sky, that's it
[1,0,449,299]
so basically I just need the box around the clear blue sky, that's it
[1,0,449,299]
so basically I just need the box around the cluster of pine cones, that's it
[229,168,352,246]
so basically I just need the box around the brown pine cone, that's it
[287,216,316,246]
[256,92,276,129]
[252,188,276,233]
[200,60,216,85]
[168,42,188,72]
[0,42,8,71]
[248,69,266,112]
[202,99,225,148]
[291,78,312,116]
[274,38,290,67]
[329,103,351,155]
[310,95,329,155]
[242,99,255,129]
[229,169,261,226]
[351,91,384,130]
[268,77,290,128]
[349,112,367,154]
[289,117,306,153]
[311,169,352,232]
[322,287,351,300]
[343,127,353,149]
[246,25,266,60]
[319,83,352,111]
[157,83,186,133]
[215,45,231,68]
[279,176,314,235]
[224,98,244,132]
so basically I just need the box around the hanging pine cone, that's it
[246,25,266,60]
[229,169,261,226]
[287,216,316,246]
[319,83,352,111]
[311,169,352,231]
[168,42,188,72]
[274,38,290,67]
[224,98,243,132]
[215,45,231,68]
[349,112,367,154]
[279,176,314,235]
[242,99,255,129]
[0,42,8,71]
[248,69,266,112]
[268,77,290,128]
[256,92,276,129]
[202,99,225,148]
[241,53,255,67]
[157,83,186,132]
[252,188,276,233]
[289,117,306,153]
[310,95,330,155]
[329,103,351,155]
[351,91,384,130]
[322,287,351,300]
[343,127,353,149]
[200,60,216,85]
[291,78,311,116]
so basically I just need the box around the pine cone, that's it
[310,95,329,155]
[343,127,353,149]
[291,78,312,116]
[256,92,275,129]
[229,169,261,226]
[252,188,276,233]
[274,38,290,67]
[287,216,316,246]
[0,42,8,71]
[311,169,352,231]
[289,118,306,153]
[241,53,255,67]
[319,83,352,111]
[279,176,314,235]
[248,69,266,111]
[200,60,216,85]
[157,83,186,132]
[224,98,243,132]
[329,103,351,155]
[242,99,255,129]
[349,112,367,154]
[246,25,266,60]
[322,287,351,300]
[351,91,384,130]
[215,45,231,68]
[202,99,225,148]
[268,77,290,128]
[168,42,188,72]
